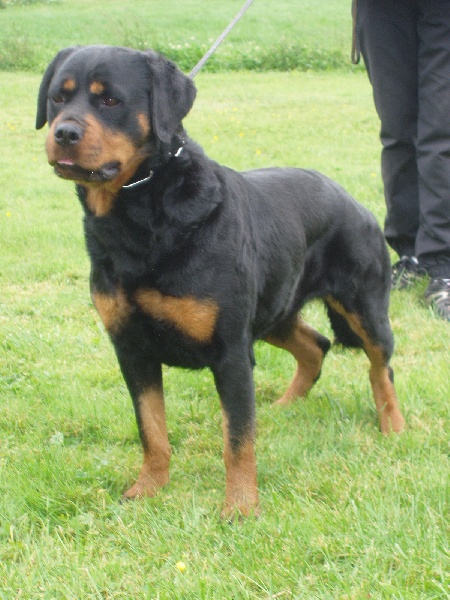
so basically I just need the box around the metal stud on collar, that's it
[121,145,184,190]
[122,170,154,190]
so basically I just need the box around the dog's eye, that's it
[52,94,65,104]
[101,97,120,107]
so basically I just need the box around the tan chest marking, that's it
[85,188,116,217]
[135,289,219,343]
[92,287,131,334]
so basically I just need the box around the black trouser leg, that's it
[357,0,450,272]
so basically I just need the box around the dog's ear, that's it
[36,47,79,130]
[144,51,197,144]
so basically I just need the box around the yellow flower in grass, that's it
[176,561,187,573]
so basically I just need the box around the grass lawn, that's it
[0,0,355,72]
[1,64,449,599]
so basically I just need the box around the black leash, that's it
[188,0,255,78]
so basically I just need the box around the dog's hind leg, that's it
[325,297,405,434]
[265,316,331,405]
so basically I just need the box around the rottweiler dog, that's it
[36,45,405,517]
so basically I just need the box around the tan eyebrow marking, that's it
[89,81,105,95]
[62,78,76,92]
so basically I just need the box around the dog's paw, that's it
[273,393,298,406]
[221,501,261,522]
[379,409,405,435]
[221,488,260,521]
[122,469,169,500]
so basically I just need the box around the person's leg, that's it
[415,0,450,278]
[357,0,420,258]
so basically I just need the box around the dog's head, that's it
[36,45,196,187]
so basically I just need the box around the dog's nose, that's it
[54,121,83,146]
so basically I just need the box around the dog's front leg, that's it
[90,269,171,498]
[212,348,259,519]
[117,354,171,500]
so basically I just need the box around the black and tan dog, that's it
[36,45,405,517]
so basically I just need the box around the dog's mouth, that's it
[52,159,121,183]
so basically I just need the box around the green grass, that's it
[1,66,449,599]
[0,0,359,73]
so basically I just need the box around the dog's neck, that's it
[78,135,187,217]
[121,136,186,191]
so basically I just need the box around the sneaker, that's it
[391,256,427,289]
[424,278,450,321]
